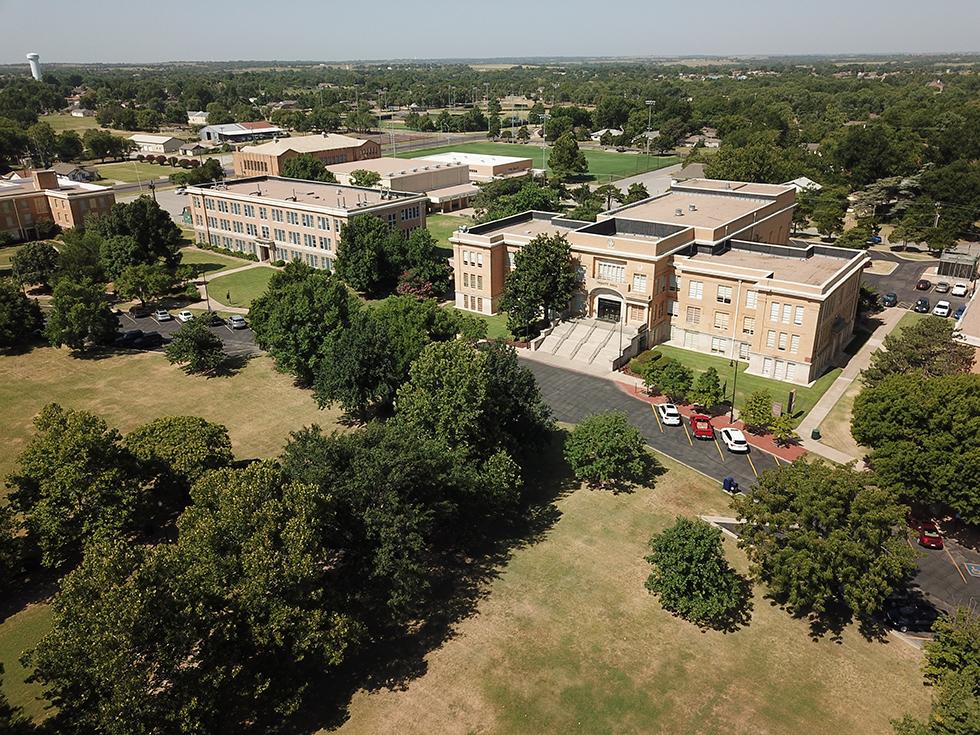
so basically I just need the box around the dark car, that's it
[954,305,966,320]
[113,329,144,347]
[913,297,930,313]
[882,292,898,307]
[133,331,165,349]
[885,596,940,633]
[935,282,951,294]
[915,279,932,291]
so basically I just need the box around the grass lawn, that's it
[426,213,472,257]
[818,378,866,458]
[0,244,23,276]
[38,113,100,131]
[399,142,680,182]
[331,452,929,735]
[894,310,929,334]
[179,246,252,275]
[654,345,842,423]
[0,603,54,723]
[447,306,512,340]
[206,265,276,308]
[95,161,176,184]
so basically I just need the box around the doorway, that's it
[596,297,622,323]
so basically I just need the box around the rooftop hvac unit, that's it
[675,208,683,216]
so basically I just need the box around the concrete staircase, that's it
[536,318,639,370]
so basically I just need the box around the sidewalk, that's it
[796,307,906,463]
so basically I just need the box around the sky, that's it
[1,0,978,64]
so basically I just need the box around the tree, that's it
[335,214,406,295]
[516,125,530,142]
[7,403,142,568]
[527,101,545,125]
[851,373,980,524]
[621,182,649,204]
[26,121,57,167]
[740,389,774,432]
[0,278,43,347]
[732,460,916,625]
[688,367,725,411]
[499,232,578,336]
[704,141,803,184]
[645,517,750,629]
[165,316,225,375]
[11,240,59,288]
[45,276,117,350]
[54,227,104,283]
[280,154,338,183]
[349,168,381,188]
[656,360,693,401]
[0,501,22,590]
[98,235,146,281]
[548,131,588,179]
[595,183,620,211]
[55,129,83,161]
[812,189,847,240]
[861,315,973,388]
[923,607,980,688]
[475,180,562,223]
[89,196,182,267]
[400,227,453,296]
[564,412,657,491]
[114,262,175,306]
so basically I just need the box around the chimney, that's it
[33,170,58,191]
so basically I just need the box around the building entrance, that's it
[596,297,622,323]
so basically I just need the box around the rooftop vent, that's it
[675,208,683,216]
[689,203,697,211]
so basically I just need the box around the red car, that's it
[917,521,944,550]
[690,414,714,440]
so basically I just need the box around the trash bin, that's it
[810,428,821,440]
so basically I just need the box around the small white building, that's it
[590,128,623,142]
[187,110,208,125]
[70,107,95,118]
[130,134,184,154]
[783,176,822,193]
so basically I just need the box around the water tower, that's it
[26,53,42,81]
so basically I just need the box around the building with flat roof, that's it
[419,152,533,182]
[326,156,477,212]
[0,170,115,240]
[185,176,428,269]
[130,134,184,154]
[233,133,381,177]
[450,178,867,384]
[199,121,284,144]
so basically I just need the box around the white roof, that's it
[242,134,370,156]
[420,152,531,167]
[0,173,110,195]
[784,176,822,191]
[129,134,182,145]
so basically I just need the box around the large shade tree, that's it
[500,232,579,337]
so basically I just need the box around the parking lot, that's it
[117,310,258,356]
[863,252,972,315]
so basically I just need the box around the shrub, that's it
[628,348,662,376]
[564,412,658,491]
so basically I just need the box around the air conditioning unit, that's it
[675,208,683,216]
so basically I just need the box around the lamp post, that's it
[645,99,656,168]
[729,359,739,422]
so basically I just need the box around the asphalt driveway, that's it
[117,311,258,356]
[863,251,972,313]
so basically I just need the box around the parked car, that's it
[882,292,898,307]
[133,331,165,349]
[153,308,172,321]
[198,311,224,326]
[917,521,944,550]
[865,235,883,245]
[228,315,247,329]
[113,329,143,347]
[935,281,951,294]
[720,428,750,453]
[932,300,951,317]
[690,414,714,440]
[915,279,932,291]
[656,403,682,426]
[176,310,194,322]
[954,305,966,320]
[128,304,152,318]
[913,297,930,313]
[951,283,969,297]
[885,596,941,633]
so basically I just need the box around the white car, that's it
[720,428,750,453]
[656,402,682,426]
[951,283,969,297]
[932,300,951,317]
[177,310,194,322]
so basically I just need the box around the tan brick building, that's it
[420,152,533,182]
[185,176,427,268]
[326,157,478,212]
[450,179,868,385]
[0,170,116,240]
[233,134,382,177]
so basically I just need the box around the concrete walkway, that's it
[796,307,906,463]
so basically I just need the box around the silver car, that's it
[228,315,247,329]
[153,309,172,321]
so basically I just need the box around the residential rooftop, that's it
[242,133,373,156]
[191,176,426,210]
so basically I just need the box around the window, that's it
[668,300,678,316]
[686,306,701,325]
[710,337,726,354]
[261,225,269,239]
[790,334,800,354]
[476,297,483,312]
[220,219,230,230]
[632,274,648,293]
[785,363,797,382]
[244,204,255,217]
[259,207,268,219]
[713,311,730,330]
[318,236,331,250]
[669,274,679,292]
[597,261,626,283]
[507,252,515,270]
[387,213,396,226]
[716,285,732,303]
[286,211,298,225]
[463,273,469,287]
[274,228,285,242]
[477,275,483,289]
[303,233,315,247]
[778,332,788,351]
[233,221,243,233]
[317,216,329,230]
[769,302,780,321]
[794,306,804,325]
[230,202,241,215]
[476,252,484,267]
[742,316,755,335]
[271,209,283,222]
[217,200,228,213]
[782,304,792,324]
[463,295,470,309]
[288,232,300,245]
[688,280,703,300]
[738,342,750,359]
[301,214,314,228]
[766,330,776,348]
[746,290,758,309]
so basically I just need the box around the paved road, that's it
[117,311,258,356]
[524,359,775,492]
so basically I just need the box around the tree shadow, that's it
[211,353,252,378]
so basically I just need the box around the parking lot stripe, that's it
[682,421,693,446]
[713,438,725,460]
[945,547,968,584]
[746,453,759,478]
[651,404,664,433]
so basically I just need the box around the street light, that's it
[645,99,656,160]
[729,359,739,422]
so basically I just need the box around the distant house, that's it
[130,134,183,154]
[198,121,285,144]
[187,110,209,125]
[927,79,945,93]
[590,128,624,142]
[783,176,822,193]
[70,107,95,118]
[50,163,98,182]
[179,141,211,156]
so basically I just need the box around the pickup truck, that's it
[690,414,714,440]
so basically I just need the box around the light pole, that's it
[645,99,656,165]
[728,359,739,422]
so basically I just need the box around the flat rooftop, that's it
[326,157,466,177]
[197,177,425,209]
[613,190,775,229]
[421,152,532,167]
[686,247,848,286]
[243,134,370,156]
[675,179,794,197]
[465,212,577,241]
[0,173,108,197]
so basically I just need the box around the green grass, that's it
[447,306,512,340]
[426,213,472,257]
[179,246,251,275]
[38,113,100,131]
[654,345,842,422]
[0,244,23,276]
[398,142,680,183]
[894,310,929,334]
[0,603,54,723]
[206,265,276,309]
[94,161,176,183]
[332,451,929,735]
